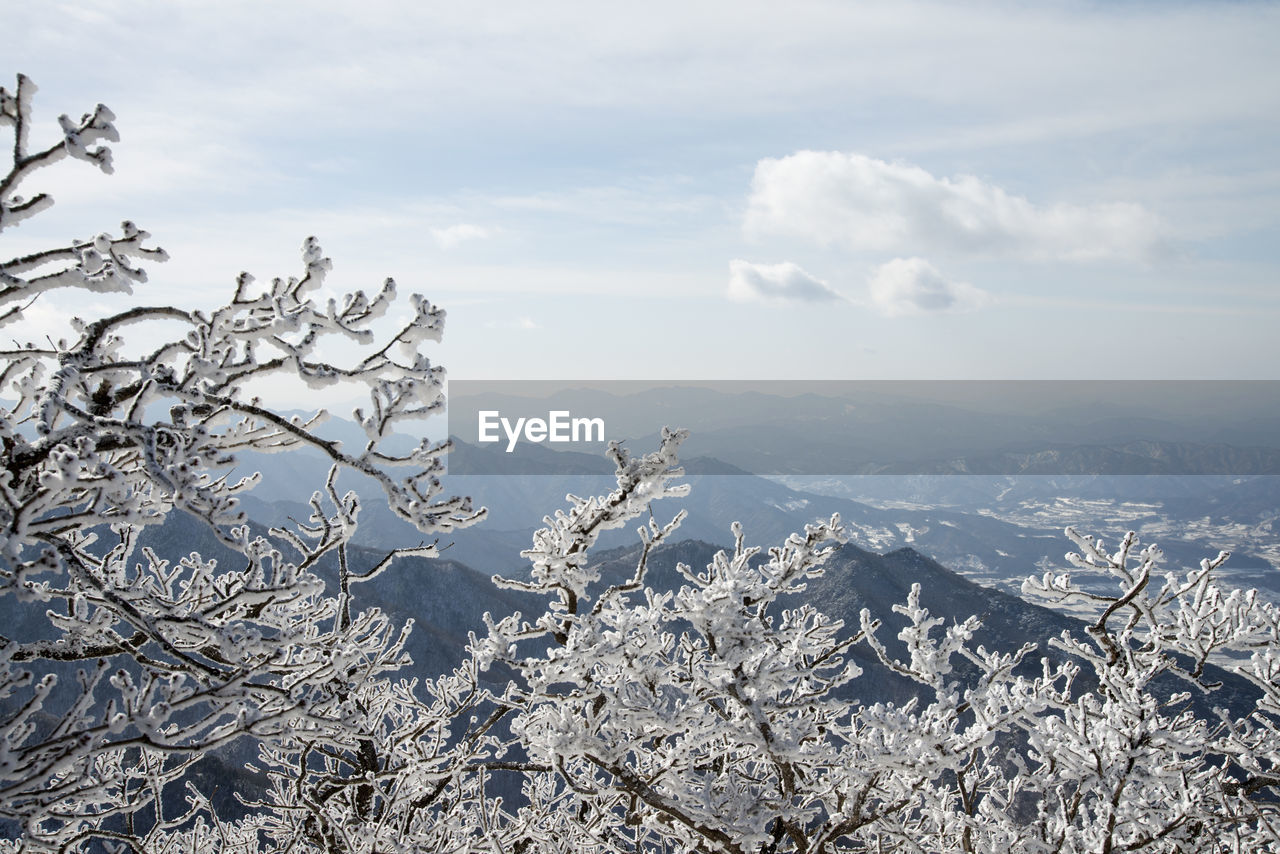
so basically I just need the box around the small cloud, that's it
[727,259,844,304]
[867,257,991,317]
[431,223,491,249]
[745,151,1168,262]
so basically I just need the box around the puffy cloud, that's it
[745,151,1167,262]
[867,257,990,317]
[431,223,491,249]
[727,259,844,303]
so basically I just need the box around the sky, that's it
[7,1,1280,402]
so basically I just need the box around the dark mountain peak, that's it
[884,544,927,563]
[831,540,881,562]
[881,545,981,585]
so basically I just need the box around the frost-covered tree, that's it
[3,73,1279,854]
[463,456,1280,853]
[472,435,1059,853]
[0,73,483,850]
[1013,529,1280,852]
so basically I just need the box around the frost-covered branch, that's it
[0,76,165,324]
[0,74,484,850]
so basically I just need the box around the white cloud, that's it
[745,151,1167,262]
[431,223,491,249]
[867,257,990,317]
[727,259,844,303]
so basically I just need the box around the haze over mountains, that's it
[232,383,1280,621]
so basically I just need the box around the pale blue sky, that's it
[8,1,1280,398]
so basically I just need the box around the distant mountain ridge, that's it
[448,428,1280,477]
[229,431,1280,607]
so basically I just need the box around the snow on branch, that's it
[0,74,484,849]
